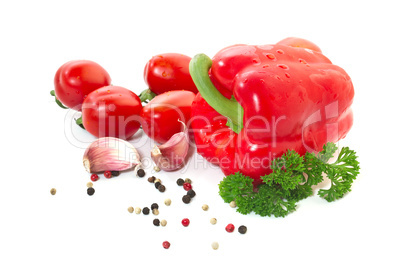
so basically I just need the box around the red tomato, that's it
[144,53,198,95]
[82,86,142,140]
[141,90,195,144]
[54,60,111,110]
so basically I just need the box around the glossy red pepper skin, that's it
[190,38,354,185]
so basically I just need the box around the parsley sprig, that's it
[218,142,360,217]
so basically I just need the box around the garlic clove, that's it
[151,120,189,171]
[83,137,141,173]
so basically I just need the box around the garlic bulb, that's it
[83,137,141,173]
[151,120,189,171]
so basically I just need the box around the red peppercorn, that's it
[162,241,170,249]
[181,218,190,227]
[225,223,235,233]
[104,171,112,179]
[90,174,99,182]
[183,183,192,191]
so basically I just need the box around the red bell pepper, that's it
[189,37,354,185]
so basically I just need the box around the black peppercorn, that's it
[151,203,159,210]
[87,187,95,196]
[142,207,150,215]
[148,176,156,183]
[158,185,166,192]
[137,168,145,177]
[187,189,196,198]
[111,171,120,177]
[182,195,191,204]
[238,225,247,234]
[176,178,184,186]
[153,219,160,226]
[155,182,161,189]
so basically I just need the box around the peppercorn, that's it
[181,218,190,227]
[87,187,95,196]
[90,174,99,182]
[142,207,150,215]
[158,185,166,193]
[176,178,184,186]
[104,170,112,179]
[238,225,247,234]
[182,195,191,204]
[229,201,237,208]
[210,218,217,225]
[154,182,161,189]
[111,171,120,177]
[162,241,170,249]
[137,168,145,177]
[86,182,93,188]
[160,219,167,226]
[151,203,159,210]
[187,189,196,198]
[164,199,171,206]
[148,176,155,183]
[50,188,56,195]
[183,182,192,191]
[225,224,235,233]
[211,242,219,250]
[154,166,160,172]
[202,204,209,211]
[153,219,160,226]
[152,209,159,215]
[134,207,141,214]
[154,178,161,184]
[127,206,134,213]
[184,178,192,184]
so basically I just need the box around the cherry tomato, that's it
[143,53,198,95]
[54,60,111,110]
[82,86,142,139]
[141,90,195,144]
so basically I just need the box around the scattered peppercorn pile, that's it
[127,176,248,250]
[148,176,167,193]
[54,168,248,250]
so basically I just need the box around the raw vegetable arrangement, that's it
[50,37,360,218]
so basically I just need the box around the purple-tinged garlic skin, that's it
[151,121,189,171]
[83,137,141,173]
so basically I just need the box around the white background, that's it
[1,0,401,267]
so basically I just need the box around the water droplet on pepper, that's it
[265,53,276,60]
[252,58,260,64]
[277,64,289,70]
[299,58,307,64]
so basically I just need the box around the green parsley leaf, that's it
[263,150,305,190]
[218,172,254,203]
[218,142,360,217]
[318,146,360,202]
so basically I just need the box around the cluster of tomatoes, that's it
[53,54,198,143]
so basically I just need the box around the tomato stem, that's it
[139,89,157,103]
[50,90,68,109]
[75,115,85,129]
[189,54,244,133]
